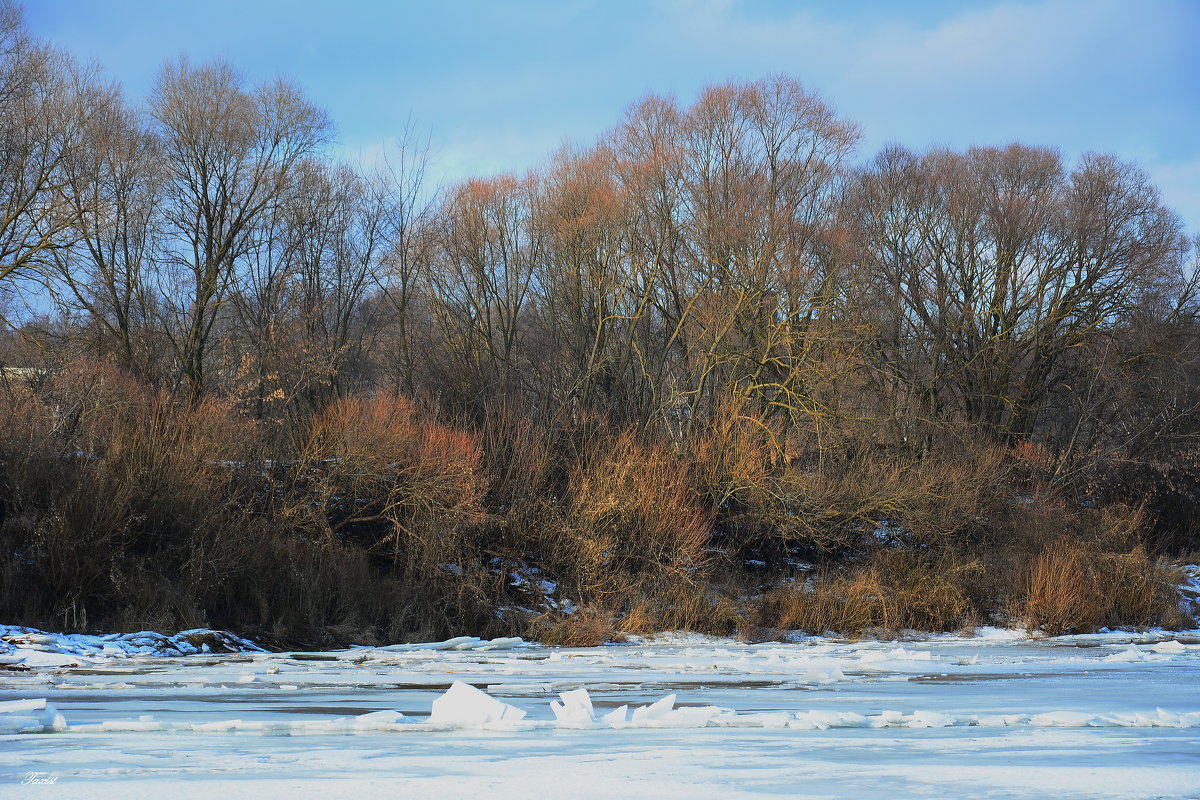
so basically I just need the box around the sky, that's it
[23,0,1200,235]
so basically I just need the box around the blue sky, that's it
[25,0,1200,234]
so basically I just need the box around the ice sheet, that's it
[2,625,1199,798]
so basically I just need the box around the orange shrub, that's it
[297,394,486,567]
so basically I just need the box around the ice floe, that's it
[5,682,1200,737]
[550,687,595,726]
[3,619,1200,800]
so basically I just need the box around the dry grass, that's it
[755,550,980,637]
[1021,541,1187,635]
[752,534,1188,640]
[532,608,619,647]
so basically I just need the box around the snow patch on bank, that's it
[0,626,264,664]
[0,626,530,667]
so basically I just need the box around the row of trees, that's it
[2,1,1197,641]
[2,1,1198,542]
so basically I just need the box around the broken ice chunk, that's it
[631,694,676,723]
[353,710,410,728]
[428,681,527,727]
[790,710,870,729]
[0,698,66,733]
[667,705,733,726]
[1030,711,1098,727]
[600,705,628,726]
[476,637,524,651]
[550,688,595,726]
[908,710,957,728]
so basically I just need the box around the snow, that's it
[2,616,1200,797]
[373,635,525,652]
[1101,647,1143,662]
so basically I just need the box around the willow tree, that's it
[604,77,859,436]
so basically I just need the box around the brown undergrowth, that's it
[0,358,1193,645]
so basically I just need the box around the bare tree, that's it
[148,58,329,402]
[56,89,162,376]
[373,127,435,396]
[426,174,543,414]
[0,3,111,312]
[286,160,395,412]
[529,144,632,415]
[845,144,1188,445]
[597,77,858,438]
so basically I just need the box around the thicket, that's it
[0,2,1196,645]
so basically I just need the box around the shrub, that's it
[730,438,1008,555]
[293,393,486,569]
[533,608,618,647]
[563,431,711,600]
[0,358,1191,643]
[0,358,256,631]
[686,401,780,544]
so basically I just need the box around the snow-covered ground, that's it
[2,623,1199,799]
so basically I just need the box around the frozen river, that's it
[2,629,1199,798]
